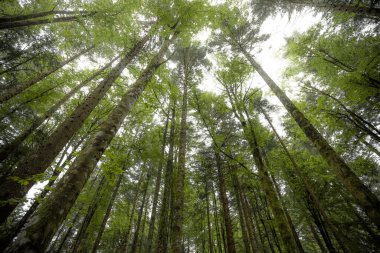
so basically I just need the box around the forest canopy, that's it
[0,0,379,252]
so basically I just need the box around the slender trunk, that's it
[212,183,223,253]
[0,46,93,104]
[205,178,214,253]
[146,114,169,252]
[121,173,144,252]
[138,196,150,253]
[0,10,93,23]
[5,36,174,253]
[71,176,106,253]
[231,173,252,253]
[215,152,236,253]
[0,56,118,163]
[0,32,152,223]
[156,97,177,253]
[171,71,189,253]
[240,48,380,229]
[91,173,123,253]
[309,222,328,253]
[130,172,151,253]
[242,191,263,252]
[0,13,96,30]
[270,174,305,253]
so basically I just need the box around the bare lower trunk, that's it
[4,36,173,253]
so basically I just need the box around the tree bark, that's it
[240,48,380,230]
[71,176,106,253]
[205,177,214,253]
[215,152,236,253]
[91,173,123,253]
[121,173,144,252]
[146,113,169,252]
[0,32,152,224]
[0,46,93,104]
[4,35,174,253]
[231,173,252,253]
[155,97,177,253]
[171,70,189,253]
[0,56,118,163]
[130,172,151,253]
[270,174,305,253]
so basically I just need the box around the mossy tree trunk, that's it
[0,32,152,223]
[5,36,173,253]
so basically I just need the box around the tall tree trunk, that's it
[0,13,96,30]
[0,56,118,163]
[0,46,93,104]
[171,70,189,253]
[240,48,380,229]
[4,35,174,253]
[224,86,298,252]
[130,172,151,253]
[242,191,264,252]
[309,222,328,253]
[121,173,144,252]
[212,183,223,253]
[269,174,305,253]
[71,176,106,253]
[146,113,169,252]
[205,178,214,253]
[231,173,252,253]
[54,172,102,253]
[215,152,236,253]
[0,32,152,223]
[91,173,123,253]
[155,97,177,253]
